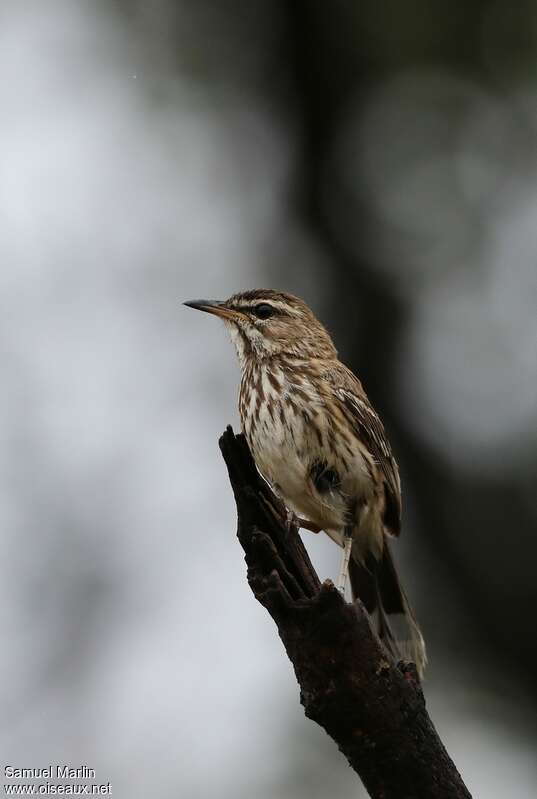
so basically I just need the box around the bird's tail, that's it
[349,541,427,678]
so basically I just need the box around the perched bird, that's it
[185,289,426,676]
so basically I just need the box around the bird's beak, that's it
[183,299,245,321]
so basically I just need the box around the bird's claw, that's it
[285,509,300,535]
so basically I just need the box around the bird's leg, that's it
[337,526,353,596]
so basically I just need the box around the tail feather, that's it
[349,542,427,678]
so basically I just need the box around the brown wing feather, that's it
[327,365,402,536]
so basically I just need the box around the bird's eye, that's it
[252,303,275,320]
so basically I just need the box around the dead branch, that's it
[219,426,472,799]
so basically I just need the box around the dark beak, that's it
[183,299,245,321]
[184,299,223,313]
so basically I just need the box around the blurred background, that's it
[2,0,537,796]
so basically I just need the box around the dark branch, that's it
[219,426,472,799]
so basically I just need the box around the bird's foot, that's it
[284,510,321,536]
[284,510,300,536]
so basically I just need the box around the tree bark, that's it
[219,425,472,799]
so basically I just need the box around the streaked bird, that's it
[184,289,426,676]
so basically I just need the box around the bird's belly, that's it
[245,409,349,532]
[251,432,308,507]
[239,361,387,562]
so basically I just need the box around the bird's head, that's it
[184,289,337,365]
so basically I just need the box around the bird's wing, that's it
[326,366,402,536]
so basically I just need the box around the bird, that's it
[184,289,426,676]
